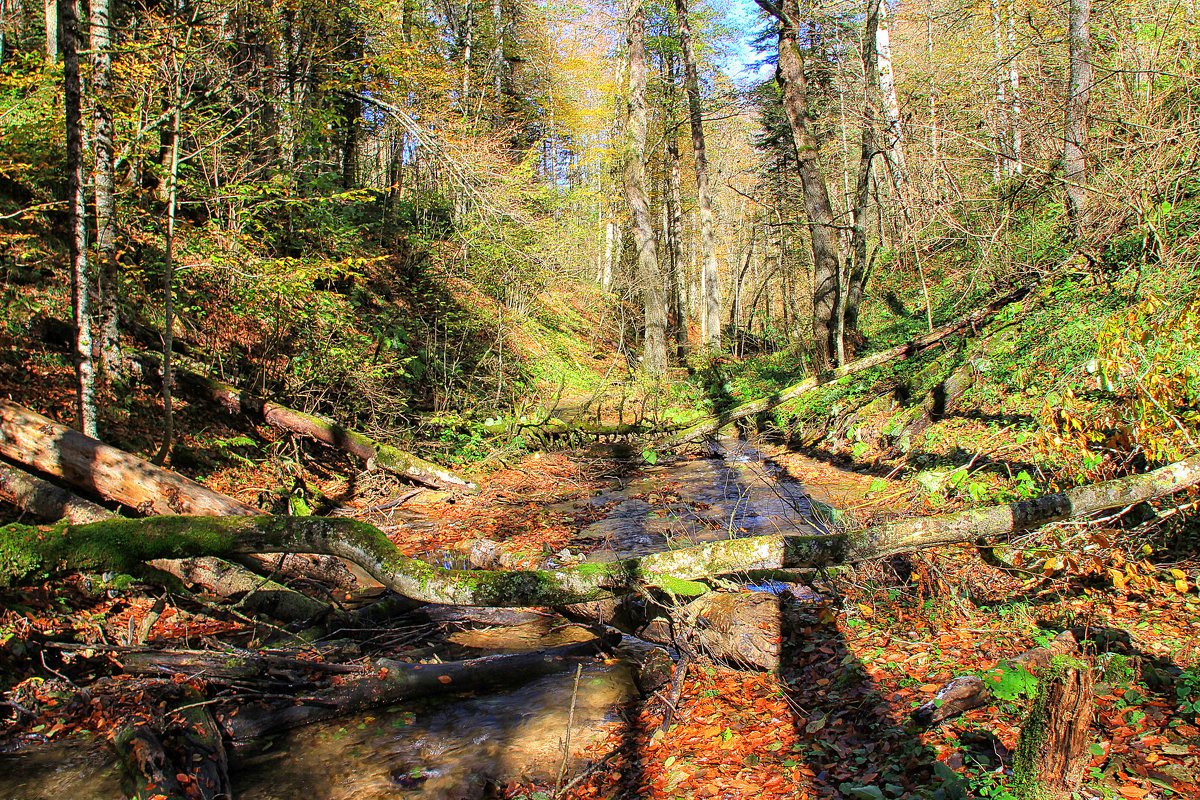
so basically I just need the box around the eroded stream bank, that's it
[1,439,864,799]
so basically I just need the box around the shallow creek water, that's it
[0,439,840,799]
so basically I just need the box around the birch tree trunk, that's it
[991,0,1012,178]
[60,0,96,437]
[674,0,721,350]
[874,0,908,194]
[1065,0,1092,240]
[1006,3,1023,175]
[623,0,667,375]
[758,0,841,369]
[45,0,56,62]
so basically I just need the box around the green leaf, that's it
[641,448,659,465]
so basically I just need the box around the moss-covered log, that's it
[176,370,476,492]
[0,460,331,623]
[667,284,1033,444]
[4,454,1197,606]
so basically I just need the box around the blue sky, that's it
[720,0,774,86]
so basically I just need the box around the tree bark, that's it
[0,400,258,517]
[91,0,120,381]
[673,0,720,349]
[1065,0,1092,239]
[623,0,667,376]
[5,453,1198,605]
[758,0,841,368]
[174,369,476,491]
[668,284,1032,444]
[1013,657,1094,796]
[60,0,96,437]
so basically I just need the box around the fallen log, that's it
[0,461,331,622]
[173,369,476,492]
[0,402,357,596]
[218,638,606,741]
[0,462,113,523]
[667,283,1033,444]
[4,454,1197,608]
[0,400,259,517]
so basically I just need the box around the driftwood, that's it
[668,284,1033,444]
[218,637,606,741]
[174,368,476,492]
[5,454,1197,609]
[912,630,1080,727]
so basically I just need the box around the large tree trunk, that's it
[674,0,720,350]
[668,283,1032,444]
[173,369,476,491]
[758,0,841,368]
[0,400,257,516]
[60,0,96,437]
[623,0,667,376]
[5,453,1198,605]
[91,0,120,382]
[1064,0,1092,239]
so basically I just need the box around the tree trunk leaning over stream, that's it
[175,369,476,492]
[667,283,1032,444]
[4,454,1198,606]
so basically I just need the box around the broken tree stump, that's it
[1013,658,1095,798]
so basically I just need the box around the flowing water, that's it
[0,438,840,799]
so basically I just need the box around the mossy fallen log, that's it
[4,454,1197,607]
[0,456,336,622]
[667,284,1033,444]
[175,369,476,492]
[0,401,358,590]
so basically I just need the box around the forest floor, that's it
[2,273,1199,799]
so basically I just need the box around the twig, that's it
[554,663,584,796]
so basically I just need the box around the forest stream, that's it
[0,438,850,800]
